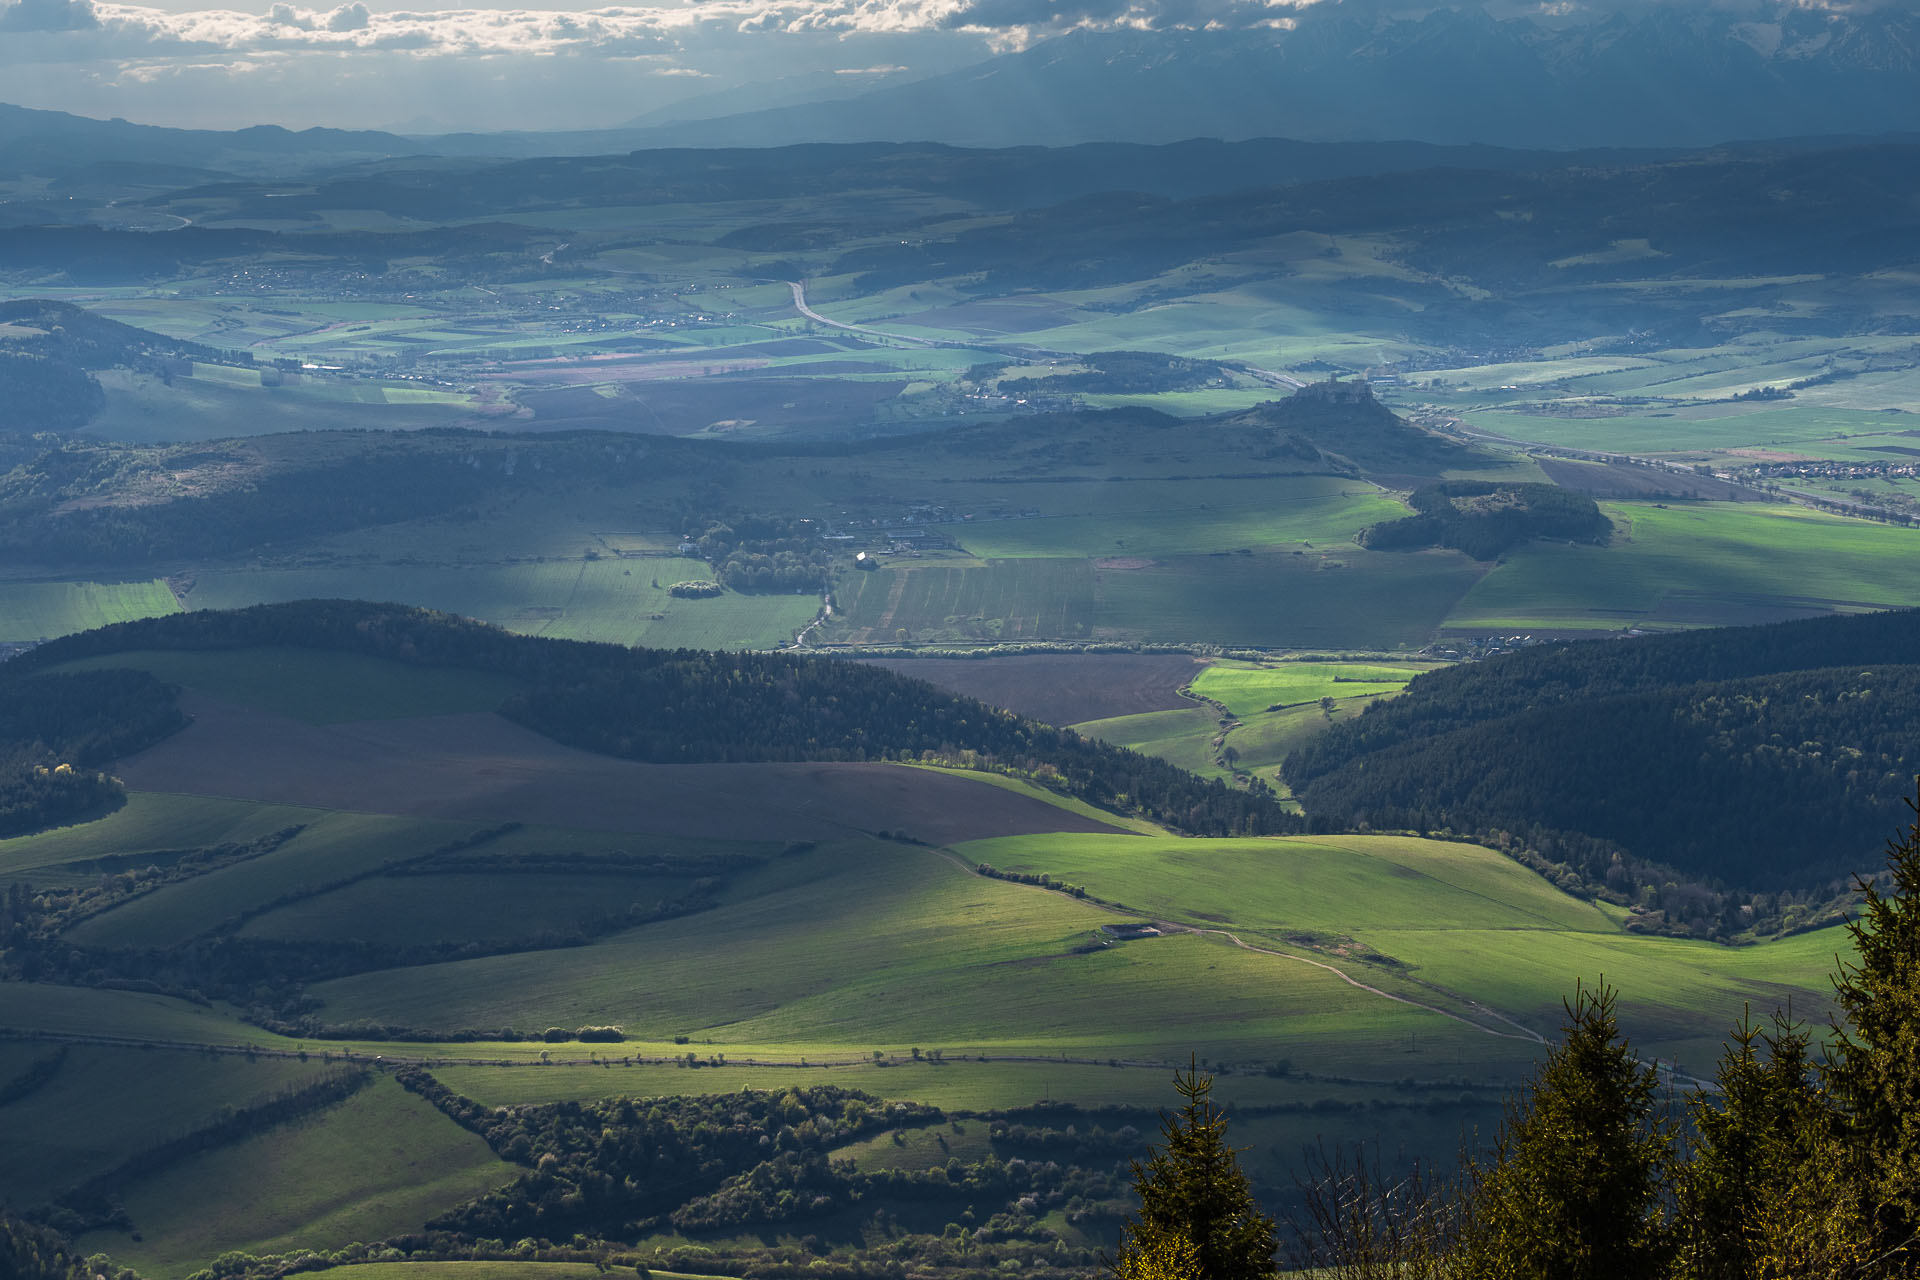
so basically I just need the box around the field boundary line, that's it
[923,841,1549,1045]
[1178,925,1547,1044]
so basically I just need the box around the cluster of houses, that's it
[1426,633,1547,661]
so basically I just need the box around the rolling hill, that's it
[0,601,1859,1280]
[1285,607,1920,934]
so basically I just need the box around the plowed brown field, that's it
[115,695,1128,844]
[863,653,1203,727]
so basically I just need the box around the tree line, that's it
[399,1070,942,1242]
[1284,607,1920,934]
[0,668,186,837]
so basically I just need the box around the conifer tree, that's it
[1826,784,1920,1272]
[1676,1012,1867,1279]
[1452,981,1670,1280]
[1113,1060,1276,1280]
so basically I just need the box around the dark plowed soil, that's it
[114,696,1128,845]
[863,653,1203,726]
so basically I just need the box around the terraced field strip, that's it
[0,578,180,643]
[78,1075,513,1280]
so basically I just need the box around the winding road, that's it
[787,280,934,347]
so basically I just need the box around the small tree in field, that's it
[1453,981,1670,1280]
[1112,1059,1275,1280]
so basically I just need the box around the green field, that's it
[953,478,1406,559]
[1453,400,1920,463]
[1212,699,1367,792]
[0,981,298,1047]
[1092,551,1485,648]
[0,777,1859,1279]
[90,368,482,445]
[0,1046,334,1206]
[308,837,1520,1075]
[302,829,1835,1081]
[65,811,482,950]
[0,578,178,643]
[1072,706,1228,779]
[966,832,1613,934]
[0,791,328,881]
[1067,658,1418,792]
[832,559,1096,643]
[55,647,524,723]
[182,562,819,649]
[80,1075,513,1280]
[1448,500,1920,631]
[1188,660,1435,716]
[955,830,1842,1068]
[237,871,702,947]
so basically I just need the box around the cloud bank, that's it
[0,0,1903,131]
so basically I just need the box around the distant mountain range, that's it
[1,4,1917,178]
[633,6,1920,150]
[0,103,420,177]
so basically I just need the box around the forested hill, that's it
[0,299,233,435]
[15,601,1298,838]
[1283,609,1920,930]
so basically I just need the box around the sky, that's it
[0,0,1903,135]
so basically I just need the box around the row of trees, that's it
[399,1071,942,1242]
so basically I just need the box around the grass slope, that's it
[0,791,328,882]
[0,579,178,644]
[1188,661,1435,717]
[1449,501,1920,631]
[954,478,1404,559]
[0,982,295,1047]
[309,838,1514,1074]
[0,1046,333,1206]
[65,810,484,949]
[79,1075,512,1280]
[954,831,1840,1066]
[183,565,818,650]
